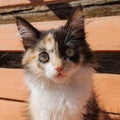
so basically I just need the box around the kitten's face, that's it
[16,6,94,84]
[22,33,80,83]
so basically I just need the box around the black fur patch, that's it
[53,28,81,63]
[83,95,99,120]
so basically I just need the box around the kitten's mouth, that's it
[55,73,65,78]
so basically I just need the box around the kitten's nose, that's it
[56,66,63,72]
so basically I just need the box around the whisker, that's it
[64,21,84,44]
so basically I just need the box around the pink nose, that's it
[56,66,63,72]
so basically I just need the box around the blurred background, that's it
[0,0,120,24]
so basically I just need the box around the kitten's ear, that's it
[16,16,40,50]
[65,5,84,33]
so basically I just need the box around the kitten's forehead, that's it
[38,33,58,52]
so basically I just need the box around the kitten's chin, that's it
[45,68,77,84]
[50,71,74,84]
[52,77,68,84]
[53,74,67,84]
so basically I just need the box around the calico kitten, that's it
[16,6,99,120]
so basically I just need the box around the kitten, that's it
[16,6,99,120]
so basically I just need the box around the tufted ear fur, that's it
[65,6,84,36]
[64,6,95,65]
[16,16,40,50]
[63,6,85,48]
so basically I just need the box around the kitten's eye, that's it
[39,52,49,63]
[66,48,75,57]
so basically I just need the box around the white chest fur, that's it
[25,66,94,120]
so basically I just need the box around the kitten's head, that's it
[16,6,94,84]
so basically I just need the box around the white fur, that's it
[45,63,57,79]
[25,65,95,120]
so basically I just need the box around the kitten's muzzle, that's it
[56,66,63,73]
